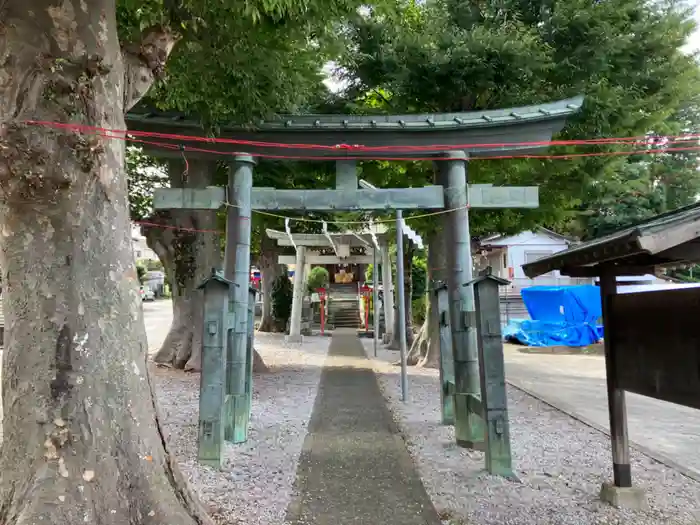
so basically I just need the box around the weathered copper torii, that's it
[126,95,583,458]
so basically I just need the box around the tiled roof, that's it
[127,96,584,132]
[523,202,700,278]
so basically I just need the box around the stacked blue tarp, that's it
[502,285,604,347]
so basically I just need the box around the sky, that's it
[685,3,700,53]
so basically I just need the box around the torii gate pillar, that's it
[380,241,395,343]
[439,150,484,449]
[223,154,255,443]
[288,246,307,343]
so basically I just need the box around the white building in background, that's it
[477,228,586,288]
[478,228,671,292]
[478,228,680,324]
[131,223,159,262]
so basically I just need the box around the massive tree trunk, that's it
[257,234,284,332]
[144,160,220,372]
[407,232,441,368]
[0,4,211,524]
[145,162,268,372]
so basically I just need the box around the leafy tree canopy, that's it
[118,0,364,124]
[120,0,368,250]
[332,0,700,239]
[126,146,168,220]
[572,100,700,239]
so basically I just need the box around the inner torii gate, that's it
[128,95,583,448]
[265,225,391,341]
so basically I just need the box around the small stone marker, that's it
[466,268,515,478]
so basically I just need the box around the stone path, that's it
[286,329,441,525]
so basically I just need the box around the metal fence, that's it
[506,276,593,289]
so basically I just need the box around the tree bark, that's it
[144,160,220,372]
[410,232,441,368]
[145,162,268,373]
[387,303,401,350]
[257,234,284,332]
[0,4,211,524]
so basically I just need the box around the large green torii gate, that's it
[127,95,583,451]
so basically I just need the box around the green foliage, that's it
[250,161,335,262]
[572,102,700,239]
[271,275,294,329]
[136,264,147,284]
[336,0,700,237]
[138,258,165,272]
[412,296,426,326]
[365,264,374,282]
[119,0,369,233]
[118,0,368,124]
[411,254,427,300]
[126,147,168,220]
[306,266,330,292]
[669,265,700,282]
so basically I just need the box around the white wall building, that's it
[477,228,588,289]
[131,224,159,262]
[478,228,672,294]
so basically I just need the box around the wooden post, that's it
[223,154,255,444]
[439,150,484,449]
[434,282,455,425]
[373,247,379,357]
[469,269,515,478]
[380,241,394,343]
[363,287,370,332]
[600,271,632,487]
[288,246,306,342]
[396,210,408,402]
[318,288,327,335]
[197,270,232,468]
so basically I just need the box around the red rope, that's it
[134,220,224,233]
[15,121,698,235]
[120,133,700,162]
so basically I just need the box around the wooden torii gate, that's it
[132,95,583,448]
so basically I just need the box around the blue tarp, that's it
[503,285,604,347]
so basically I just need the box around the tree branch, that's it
[122,26,180,111]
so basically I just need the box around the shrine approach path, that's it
[285,329,441,525]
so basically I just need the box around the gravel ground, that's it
[155,333,329,525]
[362,341,700,525]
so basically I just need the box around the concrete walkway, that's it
[286,329,441,525]
[503,344,700,479]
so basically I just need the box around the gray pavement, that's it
[285,329,441,525]
[143,300,173,355]
[503,344,700,479]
